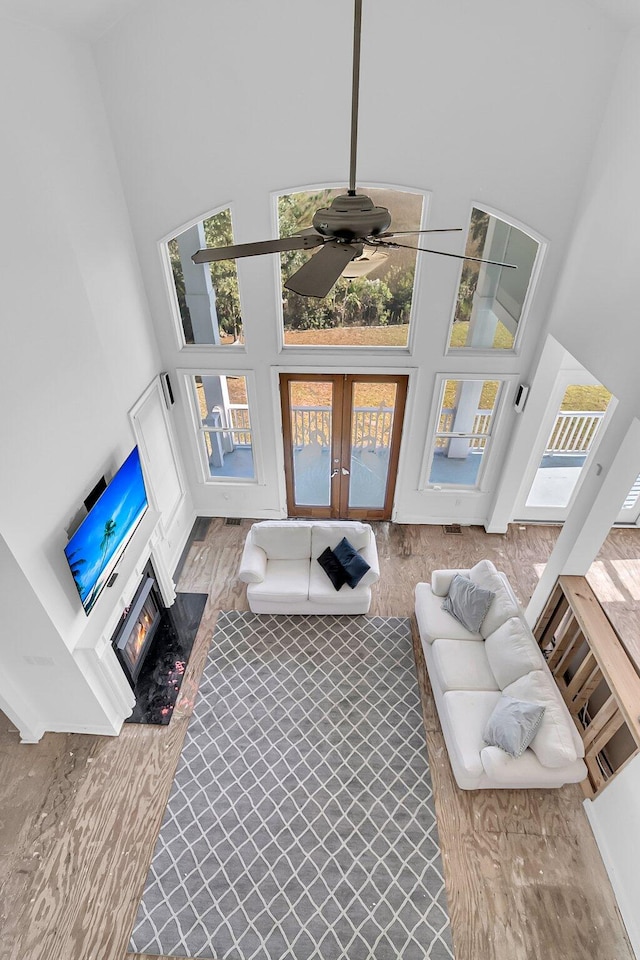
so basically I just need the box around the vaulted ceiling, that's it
[1,0,639,39]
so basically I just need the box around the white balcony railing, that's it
[228,405,396,450]
[545,411,604,454]
[228,405,606,457]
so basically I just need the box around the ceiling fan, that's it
[192,0,516,298]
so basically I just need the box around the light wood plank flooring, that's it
[0,521,636,960]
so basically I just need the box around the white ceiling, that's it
[0,0,639,40]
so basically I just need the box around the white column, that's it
[448,380,483,459]
[526,408,640,626]
[176,223,220,344]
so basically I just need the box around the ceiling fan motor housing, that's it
[312,193,392,240]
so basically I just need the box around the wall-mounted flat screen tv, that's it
[65,446,148,615]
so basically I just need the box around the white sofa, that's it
[239,520,379,614]
[415,560,588,790]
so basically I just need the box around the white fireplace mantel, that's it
[71,508,178,735]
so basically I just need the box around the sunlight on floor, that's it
[610,559,640,600]
[586,561,625,602]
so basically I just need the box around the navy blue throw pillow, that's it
[333,537,370,589]
[317,547,348,590]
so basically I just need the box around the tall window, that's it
[167,209,243,346]
[448,208,540,351]
[277,187,424,348]
[425,378,503,488]
[190,375,254,480]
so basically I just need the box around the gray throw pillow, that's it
[483,695,546,758]
[441,574,495,633]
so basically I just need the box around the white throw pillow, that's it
[484,617,546,690]
[503,671,579,768]
[469,559,520,637]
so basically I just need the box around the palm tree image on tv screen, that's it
[64,447,148,614]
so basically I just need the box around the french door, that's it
[279,373,408,520]
[515,379,613,522]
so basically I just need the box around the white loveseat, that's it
[415,560,588,790]
[239,520,379,614]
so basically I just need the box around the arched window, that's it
[277,186,425,348]
[166,208,243,347]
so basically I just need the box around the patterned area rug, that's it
[130,612,454,960]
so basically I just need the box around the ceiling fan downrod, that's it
[348,0,363,196]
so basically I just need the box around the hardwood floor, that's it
[0,520,636,960]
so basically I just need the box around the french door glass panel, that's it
[289,380,333,507]
[349,382,397,510]
[427,379,501,487]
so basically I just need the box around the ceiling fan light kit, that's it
[191,0,516,297]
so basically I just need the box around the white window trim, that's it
[158,202,247,352]
[420,374,510,492]
[179,369,264,485]
[444,202,547,358]
[270,181,431,355]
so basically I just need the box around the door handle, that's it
[330,469,339,478]
[341,467,350,476]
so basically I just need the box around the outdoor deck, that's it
[208,407,631,515]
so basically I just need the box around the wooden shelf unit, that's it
[534,575,640,798]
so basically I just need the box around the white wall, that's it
[93,0,623,524]
[0,537,114,741]
[0,17,176,736]
[585,755,640,958]
[549,31,640,414]
[544,33,640,956]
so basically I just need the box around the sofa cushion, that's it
[469,559,521,637]
[441,690,502,779]
[442,574,495,633]
[333,537,371,588]
[247,559,310,602]
[484,617,546,689]
[317,547,348,590]
[252,522,311,560]
[480,746,587,787]
[503,670,582,768]
[415,583,481,645]
[310,521,370,559]
[431,638,499,692]
[483,695,546,757]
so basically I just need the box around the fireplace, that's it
[112,564,163,685]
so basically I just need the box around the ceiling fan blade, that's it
[284,241,363,298]
[379,228,463,238]
[375,240,517,269]
[192,234,324,264]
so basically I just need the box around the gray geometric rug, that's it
[130,612,454,960]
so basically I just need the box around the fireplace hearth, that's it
[110,563,207,725]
